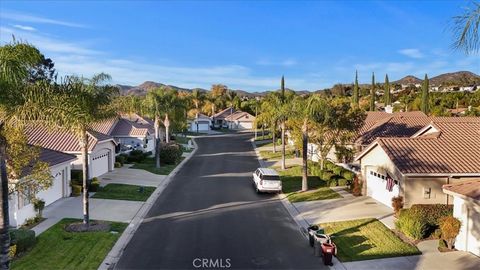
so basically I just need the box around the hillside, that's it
[116,70,479,96]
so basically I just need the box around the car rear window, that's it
[262,175,280,181]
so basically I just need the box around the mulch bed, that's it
[65,221,110,232]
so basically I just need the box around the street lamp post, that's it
[254,97,259,140]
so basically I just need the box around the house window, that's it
[18,188,34,209]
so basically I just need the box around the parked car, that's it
[252,168,282,193]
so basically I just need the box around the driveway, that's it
[293,187,395,228]
[99,165,166,187]
[116,133,325,269]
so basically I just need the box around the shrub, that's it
[127,149,146,163]
[410,204,453,227]
[440,216,461,250]
[395,209,428,240]
[342,170,355,181]
[438,238,447,249]
[433,228,442,239]
[71,170,83,182]
[321,171,335,181]
[71,184,82,196]
[32,198,45,217]
[160,143,183,164]
[23,216,42,228]
[9,244,16,259]
[115,155,126,165]
[336,177,348,186]
[89,177,100,192]
[143,151,153,157]
[332,166,343,176]
[324,161,335,171]
[9,228,36,253]
[351,175,362,196]
[114,162,122,168]
[391,196,404,217]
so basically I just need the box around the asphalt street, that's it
[116,133,325,269]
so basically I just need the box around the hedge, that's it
[410,204,453,227]
[115,155,126,165]
[160,143,183,164]
[9,228,36,253]
[395,209,428,240]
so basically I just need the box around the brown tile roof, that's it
[443,180,480,201]
[90,117,118,135]
[110,118,150,137]
[356,112,429,145]
[213,107,236,119]
[120,113,155,134]
[374,121,480,175]
[38,147,76,166]
[225,111,255,121]
[26,125,116,153]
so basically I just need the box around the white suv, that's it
[253,168,282,193]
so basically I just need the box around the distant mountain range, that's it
[116,71,480,97]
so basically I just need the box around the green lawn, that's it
[255,141,274,147]
[173,136,191,145]
[260,149,295,160]
[131,157,184,175]
[92,183,155,201]
[278,166,341,202]
[319,218,421,262]
[12,219,127,270]
[254,134,272,141]
[181,131,207,136]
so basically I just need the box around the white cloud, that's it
[0,10,86,28]
[12,24,36,31]
[398,48,424,59]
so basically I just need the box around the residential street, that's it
[116,133,324,269]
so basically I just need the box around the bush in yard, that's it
[143,151,153,157]
[342,170,355,181]
[324,161,335,171]
[119,153,130,163]
[115,155,125,165]
[8,244,16,259]
[410,204,453,228]
[9,228,36,253]
[114,161,122,168]
[71,184,82,196]
[127,149,146,163]
[395,209,428,240]
[89,177,100,192]
[439,216,461,250]
[32,198,45,217]
[160,143,183,164]
[332,166,343,176]
[321,171,335,181]
[391,196,404,217]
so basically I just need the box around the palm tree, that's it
[51,74,118,227]
[452,1,480,54]
[191,89,204,114]
[144,88,183,167]
[0,40,52,268]
[292,95,326,191]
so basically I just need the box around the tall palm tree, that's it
[51,74,118,227]
[452,1,480,54]
[191,89,204,114]
[292,95,326,191]
[0,41,51,269]
[144,88,183,167]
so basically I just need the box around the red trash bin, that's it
[321,243,336,265]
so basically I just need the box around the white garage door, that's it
[238,122,252,129]
[39,169,64,205]
[366,170,399,208]
[91,151,110,177]
[198,123,210,130]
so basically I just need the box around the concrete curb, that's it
[250,139,347,270]
[99,138,198,270]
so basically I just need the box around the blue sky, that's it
[1,1,479,91]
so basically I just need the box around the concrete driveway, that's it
[293,187,395,228]
[99,165,166,187]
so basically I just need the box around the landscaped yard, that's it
[254,134,272,141]
[131,157,184,175]
[255,140,274,147]
[92,183,155,201]
[12,219,127,270]
[173,136,191,145]
[319,218,421,262]
[278,165,341,202]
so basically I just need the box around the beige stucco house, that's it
[355,119,480,209]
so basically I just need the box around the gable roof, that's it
[357,120,480,175]
[110,118,150,137]
[443,180,480,201]
[225,111,255,121]
[26,125,116,153]
[38,147,77,167]
[212,107,236,119]
[90,117,118,135]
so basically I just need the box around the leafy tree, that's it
[28,55,57,83]
[191,89,204,114]
[421,74,430,115]
[352,70,359,106]
[451,1,480,54]
[370,72,376,111]
[384,74,391,106]
[259,93,281,153]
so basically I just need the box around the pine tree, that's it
[352,70,359,106]
[370,72,375,111]
[384,74,391,106]
[421,74,430,115]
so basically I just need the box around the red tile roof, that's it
[110,118,150,137]
[213,107,236,119]
[225,111,255,121]
[443,180,480,201]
